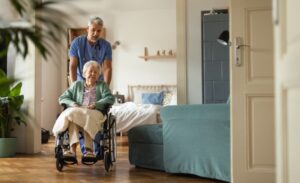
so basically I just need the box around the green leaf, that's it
[0,70,13,97]
[0,69,6,77]
[0,82,10,96]
[0,49,8,58]
[10,0,26,16]
[1,0,75,60]
[10,82,22,97]
[21,32,28,58]
[9,95,24,110]
[14,116,26,126]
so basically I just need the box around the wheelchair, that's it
[54,105,117,172]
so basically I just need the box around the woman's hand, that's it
[87,103,96,109]
[71,103,80,107]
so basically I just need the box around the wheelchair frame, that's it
[54,111,116,172]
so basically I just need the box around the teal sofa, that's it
[128,123,164,171]
[128,104,230,182]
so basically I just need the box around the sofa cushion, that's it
[128,143,164,171]
[160,104,230,182]
[128,123,164,171]
[128,124,163,144]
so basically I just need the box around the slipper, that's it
[63,150,76,157]
[83,151,95,158]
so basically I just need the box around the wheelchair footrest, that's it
[62,156,78,165]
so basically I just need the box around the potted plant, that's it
[0,69,25,157]
[0,0,75,156]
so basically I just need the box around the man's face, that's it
[87,22,102,44]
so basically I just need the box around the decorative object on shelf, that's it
[112,41,121,49]
[113,91,125,104]
[115,94,125,104]
[139,47,176,61]
[144,47,149,57]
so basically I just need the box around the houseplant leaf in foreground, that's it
[0,69,24,138]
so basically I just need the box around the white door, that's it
[274,1,300,183]
[230,0,275,182]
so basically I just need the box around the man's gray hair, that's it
[83,60,102,78]
[88,16,103,26]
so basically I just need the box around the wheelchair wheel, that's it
[56,159,64,172]
[104,151,111,172]
[109,114,117,162]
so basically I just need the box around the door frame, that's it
[176,0,187,104]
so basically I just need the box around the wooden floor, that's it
[0,136,224,183]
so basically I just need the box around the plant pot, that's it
[0,137,16,157]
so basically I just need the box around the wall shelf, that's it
[138,55,176,61]
[139,47,176,61]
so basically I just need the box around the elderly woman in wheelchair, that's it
[52,60,115,170]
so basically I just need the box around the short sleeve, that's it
[69,38,79,58]
[104,42,112,61]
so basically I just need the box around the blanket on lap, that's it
[52,107,106,139]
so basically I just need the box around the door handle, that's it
[235,37,250,66]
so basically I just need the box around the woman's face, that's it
[84,65,99,84]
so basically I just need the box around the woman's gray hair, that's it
[88,16,103,26]
[82,60,102,78]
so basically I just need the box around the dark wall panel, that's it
[202,13,229,104]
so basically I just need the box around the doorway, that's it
[202,10,229,104]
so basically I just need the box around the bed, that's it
[110,85,177,133]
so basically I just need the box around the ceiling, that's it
[58,0,175,12]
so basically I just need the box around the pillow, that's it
[168,94,177,105]
[142,91,164,105]
[132,89,149,104]
[163,92,173,106]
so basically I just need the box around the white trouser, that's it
[68,122,93,150]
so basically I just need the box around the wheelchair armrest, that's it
[61,104,68,110]
[99,104,112,115]
[60,103,111,115]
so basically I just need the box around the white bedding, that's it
[110,102,161,133]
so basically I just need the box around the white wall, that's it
[41,0,176,131]
[187,0,229,104]
[7,43,42,154]
[111,9,177,97]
